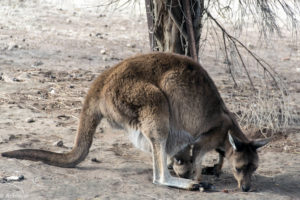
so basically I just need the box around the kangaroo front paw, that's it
[199,182,214,190]
[189,182,215,191]
[189,183,201,191]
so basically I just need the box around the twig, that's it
[222,31,237,87]
[232,40,255,89]
[206,11,281,90]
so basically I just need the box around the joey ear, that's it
[228,133,243,151]
[251,138,270,150]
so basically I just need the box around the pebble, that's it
[100,49,106,55]
[282,57,290,61]
[33,61,43,67]
[66,19,72,24]
[26,118,35,123]
[247,43,255,49]
[3,175,24,182]
[98,127,104,133]
[12,77,21,82]
[7,43,18,50]
[95,33,103,38]
[53,140,64,147]
[91,158,101,163]
[126,43,136,48]
[8,134,16,140]
[50,89,55,95]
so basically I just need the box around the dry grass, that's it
[223,80,298,137]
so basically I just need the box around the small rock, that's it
[98,14,106,18]
[50,89,55,95]
[26,118,35,123]
[247,43,255,49]
[199,187,205,192]
[282,57,290,61]
[66,19,72,24]
[100,49,106,55]
[8,134,16,140]
[33,61,43,67]
[95,33,102,37]
[99,127,104,133]
[283,145,290,151]
[12,77,21,82]
[222,189,229,193]
[69,85,75,89]
[102,56,108,61]
[126,43,136,48]
[7,43,18,50]
[4,175,24,182]
[91,158,101,163]
[53,140,64,147]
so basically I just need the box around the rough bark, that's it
[145,0,204,61]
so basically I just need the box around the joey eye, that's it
[235,167,242,172]
[175,159,183,165]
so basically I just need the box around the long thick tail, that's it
[1,98,102,168]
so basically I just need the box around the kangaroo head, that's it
[228,133,269,192]
[172,145,192,178]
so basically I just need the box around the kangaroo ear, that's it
[251,138,270,150]
[228,133,243,151]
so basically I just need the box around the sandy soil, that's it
[0,1,300,199]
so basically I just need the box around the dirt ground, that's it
[0,1,300,200]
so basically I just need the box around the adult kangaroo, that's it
[2,53,269,191]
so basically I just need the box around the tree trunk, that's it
[145,0,204,62]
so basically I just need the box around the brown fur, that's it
[1,52,269,190]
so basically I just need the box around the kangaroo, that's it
[2,52,269,191]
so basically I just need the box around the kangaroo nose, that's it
[242,185,250,192]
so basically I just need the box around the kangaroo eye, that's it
[235,167,242,172]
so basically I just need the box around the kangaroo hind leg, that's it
[137,89,199,190]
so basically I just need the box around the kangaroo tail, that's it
[1,98,102,168]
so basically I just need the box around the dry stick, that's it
[167,7,188,41]
[183,0,198,61]
[145,0,156,51]
[232,41,255,89]
[222,32,238,87]
[206,11,281,90]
